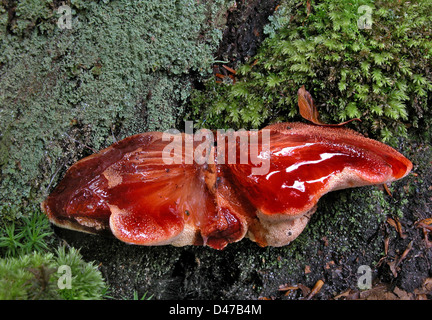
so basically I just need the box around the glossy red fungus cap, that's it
[42,122,412,249]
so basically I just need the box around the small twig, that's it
[45,159,67,196]
[63,132,97,153]
[397,240,413,266]
[111,123,118,143]
[386,216,407,239]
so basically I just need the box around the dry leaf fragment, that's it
[333,289,361,300]
[297,284,311,297]
[414,277,432,296]
[325,261,335,269]
[415,218,432,248]
[388,240,413,277]
[278,284,300,297]
[321,236,329,246]
[306,0,311,17]
[359,283,398,300]
[388,259,399,278]
[335,279,431,300]
[298,86,324,125]
[278,283,311,297]
[384,236,390,256]
[304,265,311,274]
[360,284,414,300]
[222,65,236,75]
[383,183,392,197]
[297,86,361,126]
[306,280,324,300]
[399,240,413,263]
[421,217,432,225]
[423,229,432,248]
[386,216,407,239]
[278,284,298,291]
[393,286,415,300]
[416,218,432,231]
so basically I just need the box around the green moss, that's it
[0,207,107,299]
[0,247,106,300]
[191,0,432,144]
[55,246,107,300]
[0,0,230,212]
[0,251,58,299]
[0,210,53,256]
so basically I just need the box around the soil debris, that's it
[334,278,432,300]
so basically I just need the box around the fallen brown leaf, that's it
[333,289,360,300]
[416,218,432,231]
[393,286,415,300]
[298,283,311,297]
[298,86,323,125]
[258,296,273,300]
[297,86,361,126]
[360,284,398,300]
[388,259,399,278]
[306,0,311,17]
[334,278,431,300]
[414,277,432,296]
[278,282,311,298]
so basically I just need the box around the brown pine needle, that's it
[221,65,236,74]
[383,183,392,197]
[306,280,324,300]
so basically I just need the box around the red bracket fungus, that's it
[42,122,412,249]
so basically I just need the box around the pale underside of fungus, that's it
[41,122,412,249]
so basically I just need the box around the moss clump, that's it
[0,0,230,212]
[191,0,432,144]
[0,209,107,300]
[0,210,53,257]
[55,246,107,299]
[0,247,106,300]
[0,251,59,300]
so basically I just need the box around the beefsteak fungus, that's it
[42,122,412,249]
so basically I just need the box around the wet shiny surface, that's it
[229,135,389,215]
[42,123,412,249]
[228,125,412,217]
